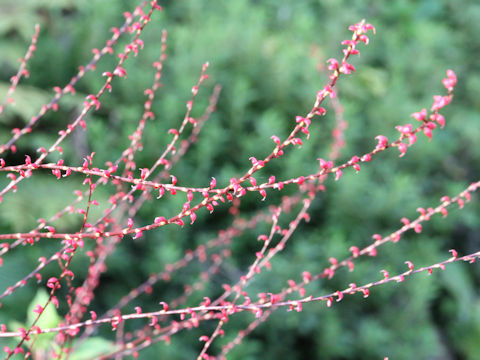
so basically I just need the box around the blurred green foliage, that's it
[0,0,480,359]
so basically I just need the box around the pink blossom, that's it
[318,158,333,170]
[411,108,427,122]
[442,69,457,91]
[349,246,360,257]
[340,62,356,74]
[397,142,407,157]
[85,94,100,110]
[395,124,412,135]
[327,58,339,70]
[335,169,342,181]
[431,95,450,111]
[431,113,445,128]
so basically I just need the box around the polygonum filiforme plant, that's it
[0,1,476,359]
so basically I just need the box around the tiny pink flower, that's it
[442,69,457,91]
[339,62,356,74]
[154,216,166,224]
[335,169,342,181]
[431,113,445,128]
[372,234,382,242]
[302,271,311,283]
[326,58,339,70]
[440,208,448,217]
[397,142,407,157]
[209,177,216,188]
[423,126,433,140]
[381,269,389,279]
[358,34,369,44]
[431,95,450,111]
[113,66,127,77]
[271,135,281,145]
[341,40,356,47]
[395,124,412,135]
[375,135,388,149]
[362,289,370,298]
[326,297,333,307]
[259,188,267,200]
[361,154,372,162]
[411,108,427,122]
[85,95,100,110]
[318,158,333,170]
[408,133,417,146]
[46,277,60,289]
[349,246,360,257]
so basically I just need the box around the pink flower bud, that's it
[326,58,339,70]
[349,246,360,257]
[369,234,380,243]
[335,169,342,181]
[381,269,389,279]
[375,135,388,149]
[423,127,433,140]
[397,142,407,157]
[395,124,412,135]
[47,277,59,289]
[440,208,448,217]
[362,289,369,298]
[159,302,169,312]
[209,177,216,189]
[318,158,333,170]
[302,271,311,283]
[154,217,166,225]
[361,154,372,162]
[271,135,281,145]
[326,297,333,307]
[408,133,417,146]
[432,95,450,111]
[358,34,369,44]
[411,109,427,122]
[259,188,267,200]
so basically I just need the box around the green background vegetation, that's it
[0,0,480,359]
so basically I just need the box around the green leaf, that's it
[26,288,61,350]
[69,337,119,360]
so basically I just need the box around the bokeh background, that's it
[0,0,480,359]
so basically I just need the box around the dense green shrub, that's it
[0,1,479,359]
